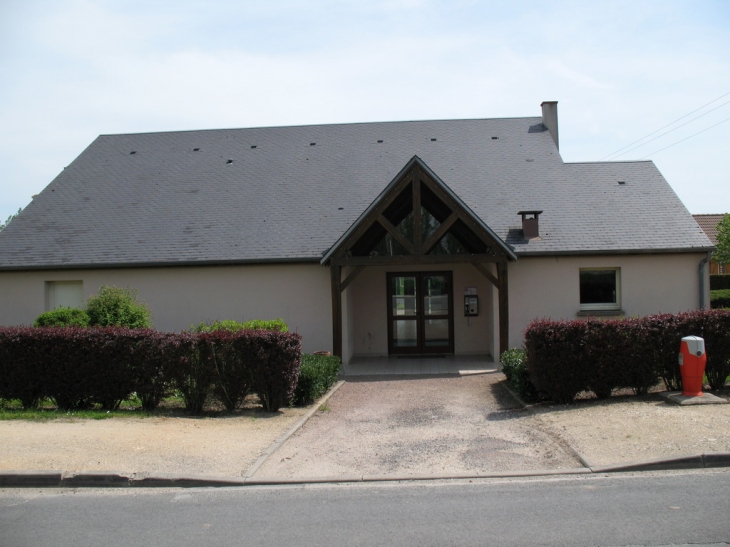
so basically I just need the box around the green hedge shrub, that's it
[711,289,730,309]
[193,318,289,333]
[86,286,152,328]
[710,275,730,290]
[242,319,288,333]
[33,308,90,327]
[500,348,538,403]
[292,353,341,406]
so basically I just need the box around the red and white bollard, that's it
[678,335,706,397]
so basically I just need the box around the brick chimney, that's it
[541,101,559,150]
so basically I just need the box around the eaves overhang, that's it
[0,256,322,272]
[512,246,716,257]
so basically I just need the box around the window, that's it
[579,268,620,312]
[46,281,83,311]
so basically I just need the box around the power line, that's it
[610,99,730,160]
[601,90,730,160]
[639,115,730,159]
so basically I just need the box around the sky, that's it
[1,0,729,223]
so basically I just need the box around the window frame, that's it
[45,280,84,311]
[578,267,621,313]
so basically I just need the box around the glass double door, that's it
[387,272,454,355]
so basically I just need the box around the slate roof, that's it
[0,116,714,270]
[693,214,726,245]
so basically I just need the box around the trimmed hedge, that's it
[524,310,730,403]
[711,289,730,309]
[292,353,341,406]
[710,275,730,290]
[193,319,289,333]
[0,327,302,413]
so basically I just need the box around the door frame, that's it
[386,271,454,355]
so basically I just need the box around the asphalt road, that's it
[1,470,729,547]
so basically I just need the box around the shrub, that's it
[523,310,730,403]
[700,309,730,390]
[242,319,288,333]
[711,289,730,309]
[0,327,44,409]
[500,348,538,403]
[208,330,253,412]
[86,286,152,328]
[524,319,591,404]
[166,332,215,414]
[130,331,178,412]
[192,320,246,333]
[0,326,305,414]
[33,307,90,327]
[248,330,302,412]
[292,353,341,406]
[710,275,730,291]
[193,318,288,333]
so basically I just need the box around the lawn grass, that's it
[0,392,270,421]
[0,396,157,421]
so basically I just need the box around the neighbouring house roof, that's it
[693,214,726,245]
[0,115,714,270]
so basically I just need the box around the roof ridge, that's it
[566,160,654,165]
[98,116,543,138]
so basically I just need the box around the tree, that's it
[0,208,22,232]
[714,213,730,267]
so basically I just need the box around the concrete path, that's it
[254,373,580,478]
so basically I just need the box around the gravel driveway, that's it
[255,374,580,478]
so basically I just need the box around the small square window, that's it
[46,281,83,311]
[579,268,620,311]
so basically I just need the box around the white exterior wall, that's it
[0,252,708,363]
[344,262,495,359]
[506,253,708,349]
[0,263,333,355]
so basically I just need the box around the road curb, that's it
[590,454,704,473]
[129,472,247,488]
[0,470,62,487]
[2,455,729,488]
[243,380,346,479]
[61,471,130,487]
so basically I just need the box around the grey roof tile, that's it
[0,117,713,269]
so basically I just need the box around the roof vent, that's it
[491,136,499,140]
[193,148,200,151]
[130,151,136,155]
[618,180,626,185]
[226,159,233,164]
[250,145,257,149]
[377,140,383,143]
[310,142,316,146]
[518,210,543,239]
[430,138,437,142]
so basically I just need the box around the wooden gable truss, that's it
[323,156,516,360]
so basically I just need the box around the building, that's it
[694,214,727,275]
[0,102,714,363]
